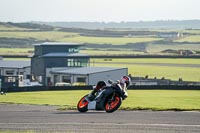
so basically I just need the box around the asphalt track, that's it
[0,104,200,133]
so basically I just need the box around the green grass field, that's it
[0,90,200,111]
[2,57,199,82]
[147,43,200,53]
[175,35,200,42]
[0,31,163,45]
[0,31,78,41]
[0,48,33,55]
[92,58,200,82]
[58,36,163,45]
[93,58,200,64]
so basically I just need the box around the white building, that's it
[0,60,31,87]
[0,60,30,78]
[0,59,128,86]
[46,67,128,85]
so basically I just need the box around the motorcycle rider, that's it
[88,76,131,100]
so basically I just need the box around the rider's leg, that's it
[88,81,106,100]
[88,88,97,100]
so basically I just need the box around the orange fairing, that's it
[78,97,89,108]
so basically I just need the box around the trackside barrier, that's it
[2,86,93,92]
[1,85,200,93]
[128,85,200,90]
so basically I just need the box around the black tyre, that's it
[77,95,89,112]
[105,95,122,113]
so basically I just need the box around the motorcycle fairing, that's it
[88,101,96,110]
[95,87,114,110]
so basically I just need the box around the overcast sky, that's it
[0,0,199,22]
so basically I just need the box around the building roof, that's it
[33,42,84,46]
[51,67,127,75]
[40,52,89,58]
[0,60,30,68]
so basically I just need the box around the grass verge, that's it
[93,59,200,82]
[0,90,200,111]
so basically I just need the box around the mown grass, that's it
[0,48,33,55]
[93,58,200,64]
[0,31,78,41]
[93,59,200,82]
[81,49,144,55]
[0,90,200,111]
[0,48,146,56]
[58,35,163,45]
[0,31,163,45]
[175,35,200,42]
[121,90,200,111]
[108,64,199,82]
[0,130,35,133]
[147,43,200,53]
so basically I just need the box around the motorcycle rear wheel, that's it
[105,95,122,113]
[77,95,89,112]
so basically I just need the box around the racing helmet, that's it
[120,76,131,87]
[96,81,106,90]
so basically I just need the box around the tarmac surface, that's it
[0,104,200,133]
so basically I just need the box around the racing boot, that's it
[122,88,128,100]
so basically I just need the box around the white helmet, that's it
[120,76,131,87]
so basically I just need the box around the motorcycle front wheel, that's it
[105,95,122,113]
[77,95,89,112]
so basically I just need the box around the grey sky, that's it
[0,0,199,22]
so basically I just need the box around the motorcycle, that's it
[77,83,127,113]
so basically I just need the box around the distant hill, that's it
[0,21,200,54]
[0,22,54,31]
[34,20,200,29]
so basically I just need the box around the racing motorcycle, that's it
[77,83,127,113]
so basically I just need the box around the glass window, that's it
[5,77,16,82]
[6,70,14,75]
[67,58,89,67]
[77,77,86,82]
[62,76,71,83]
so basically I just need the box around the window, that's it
[26,75,31,79]
[62,76,71,83]
[77,77,86,82]
[5,77,16,82]
[67,58,89,67]
[20,72,24,75]
[6,70,14,75]
[54,75,58,84]
[67,59,74,67]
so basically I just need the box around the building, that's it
[47,67,128,86]
[0,60,30,88]
[31,42,128,86]
[31,42,90,85]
